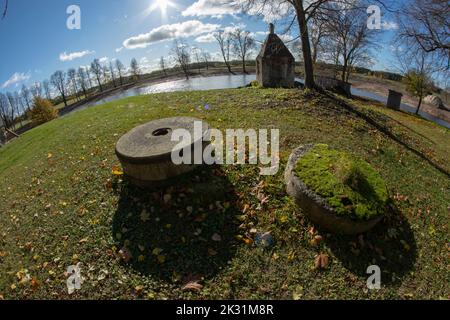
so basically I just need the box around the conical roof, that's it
[257,25,295,60]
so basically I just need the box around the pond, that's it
[76,74,449,129]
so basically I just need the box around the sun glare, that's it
[149,0,175,15]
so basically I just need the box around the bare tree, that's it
[214,30,234,74]
[90,59,104,92]
[85,67,94,89]
[396,0,449,69]
[102,64,110,86]
[130,58,141,81]
[30,82,43,99]
[68,69,80,101]
[43,80,52,100]
[20,84,31,110]
[0,93,11,129]
[160,56,168,76]
[324,4,375,82]
[77,67,88,97]
[115,59,125,85]
[231,28,255,74]
[201,50,211,70]
[110,61,117,87]
[172,39,191,80]
[192,47,203,73]
[1,0,7,20]
[50,71,68,107]
[6,92,18,128]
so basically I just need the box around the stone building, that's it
[256,24,296,88]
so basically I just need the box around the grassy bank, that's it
[0,87,448,299]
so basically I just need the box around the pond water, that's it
[77,74,449,129]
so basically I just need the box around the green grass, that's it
[295,144,389,220]
[0,88,449,300]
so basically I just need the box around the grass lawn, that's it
[0,88,448,300]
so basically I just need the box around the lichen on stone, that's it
[294,144,389,220]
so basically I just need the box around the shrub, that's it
[28,97,58,125]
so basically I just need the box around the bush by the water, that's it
[28,97,58,125]
[295,144,389,220]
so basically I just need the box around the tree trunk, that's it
[242,58,246,74]
[294,0,315,89]
[62,93,67,107]
[416,96,422,115]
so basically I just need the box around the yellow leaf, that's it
[157,255,166,264]
[112,166,124,176]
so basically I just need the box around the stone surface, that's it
[116,117,210,186]
[284,145,383,235]
[256,23,295,88]
[386,90,403,110]
[424,95,447,110]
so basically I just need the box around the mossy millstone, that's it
[285,144,389,234]
[115,117,210,187]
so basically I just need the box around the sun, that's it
[149,0,175,14]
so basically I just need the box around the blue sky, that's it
[0,0,399,93]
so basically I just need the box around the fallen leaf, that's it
[212,233,222,242]
[118,247,132,263]
[140,210,150,222]
[112,166,124,176]
[314,253,329,270]
[182,281,203,292]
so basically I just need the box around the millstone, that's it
[115,117,210,187]
[284,145,383,235]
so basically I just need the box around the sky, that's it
[0,0,400,94]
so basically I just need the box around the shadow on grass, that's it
[321,204,417,286]
[112,166,240,281]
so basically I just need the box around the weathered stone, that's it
[284,145,383,235]
[256,23,295,88]
[115,117,210,187]
[386,89,403,110]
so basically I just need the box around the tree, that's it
[77,67,88,97]
[110,61,117,88]
[6,92,18,128]
[85,67,94,89]
[50,71,68,107]
[43,80,52,100]
[30,82,43,99]
[90,59,104,92]
[323,3,375,82]
[20,84,31,110]
[214,30,234,74]
[231,28,255,74]
[241,0,385,88]
[130,58,141,81]
[400,52,435,114]
[1,0,7,20]
[201,50,211,70]
[160,56,168,76]
[0,93,11,128]
[396,0,449,69]
[172,39,191,80]
[28,97,58,125]
[192,47,202,73]
[67,69,80,101]
[115,59,125,85]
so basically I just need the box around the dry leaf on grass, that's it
[314,253,329,270]
[182,281,203,292]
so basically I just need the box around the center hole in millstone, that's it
[152,128,171,136]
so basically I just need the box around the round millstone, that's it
[116,117,210,187]
[284,145,384,235]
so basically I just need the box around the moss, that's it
[295,144,389,220]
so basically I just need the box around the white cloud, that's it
[99,57,109,64]
[182,0,240,18]
[122,20,220,50]
[2,72,31,88]
[381,21,398,30]
[115,47,124,53]
[59,50,95,62]
[195,33,216,43]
